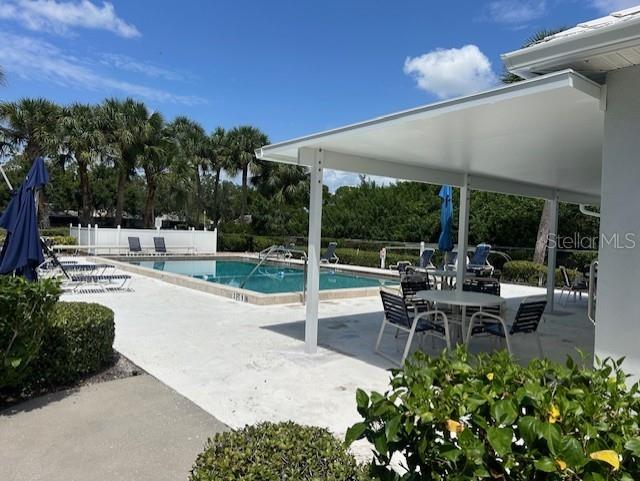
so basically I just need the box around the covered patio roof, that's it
[257,70,604,205]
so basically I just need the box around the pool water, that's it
[130,259,397,294]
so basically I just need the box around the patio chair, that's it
[64,273,133,293]
[466,298,546,357]
[128,236,143,255]
[418,248,435,268]
[153,236,167,254]
[401,276,432,315]
[467,243,494,276]
[559,266,588,304]
[320,242,339,264]
[463,277,503,317]
[375,289,450,366]
[443,251,458,270]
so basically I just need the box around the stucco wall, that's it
[595,64,640,376]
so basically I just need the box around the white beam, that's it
[303,147,323,354]
[259,148,600,205]
[546,193,559,312]
[456,175,470,292]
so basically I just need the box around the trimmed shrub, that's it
[501,260,579,287]
[43,235,76,246]
[27,302,115,388]
[40,227,71,237]
[348,348,640,481]
[190,421,367,481]
[0,277,60,389]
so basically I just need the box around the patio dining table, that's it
[416,289,506,343]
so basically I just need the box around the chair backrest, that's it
[463,278,501,315]
[559,266,571,288]
[470,243,491,266]
[443,251,457,269]
[322,242,337,260]
[128,237,142,252]
[153,236,167,253]
[401,276,431,297]
[418,249,435,268]
[380,290,412,329]
[511,299,547,334]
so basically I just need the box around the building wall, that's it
[596,64,640,375]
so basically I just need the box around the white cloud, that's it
[0,0,140,38]
[404,45,499,99]
[99,53,189,81]
[591,0,640,13]
[323,170,395,193]
[0,32,205,105]
[485,0,547,25]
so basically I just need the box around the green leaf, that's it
[487,427,513,456]
[440,444,462,462]
[491,399,518,425]
[10,358,22,368]
[344,422,367,445]
[624,437,640,457]
[559,436,586,467]
[534,457,557,472]
[517,416,540,447]
[539,423,562,455]
[356,388,369,410]
[385,415,402,443]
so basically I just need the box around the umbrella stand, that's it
[0,164,12,191]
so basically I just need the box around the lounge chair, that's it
[559,266,588,304]
[41,262,115,278]
[153,236,167,254]
[375,289,450,366]
[467,243,493,276]
[443,251,458,270]
[465,298,546,357]
[64,273,133,293]
[128,236,143,255]
[319,242,339,264]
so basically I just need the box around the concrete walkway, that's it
[0,375,227,481]
[57,263,594,445]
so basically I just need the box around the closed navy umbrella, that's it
[0,157,49,280]
[438,185,454,253]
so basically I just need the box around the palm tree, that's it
[227,125,268,217]
[99,98,154,226]
[140,113,173,228]
[58,103,104,223]
[0,98,61,163]
[502,27,567,264]
[207,127,231,225]
[165,117,208,223]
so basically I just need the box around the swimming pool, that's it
[129,259,397,294]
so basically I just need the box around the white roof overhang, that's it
[257,70,604,205]
[502,10,640,80]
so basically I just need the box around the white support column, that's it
[546,193,559,312]
[304,147,324,354]
[456,175,470,292]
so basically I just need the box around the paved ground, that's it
[57,261,594,448]
[0,374,227,481]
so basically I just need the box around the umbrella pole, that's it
[0,164,12,191]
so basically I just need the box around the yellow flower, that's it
[589,450,620,471]
[555,459,567,471]
[486,372,494,381]
[446,419,464,433]
[548,404,561,424]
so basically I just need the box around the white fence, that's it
[68,225,217,255]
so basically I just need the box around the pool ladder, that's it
[241,245,309,303]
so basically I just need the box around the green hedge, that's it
[43,235,76,246]
[190,422,367,481]
[348,348,640,480]
[0,277,60,389]
[40,227,71,237]
[27,302,115,388]
[501,260,579,287]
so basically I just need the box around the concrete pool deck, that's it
[58,258,595,454]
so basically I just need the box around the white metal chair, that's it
[375,289,451,366]
[559,266,588,304]
[465,297,546,357]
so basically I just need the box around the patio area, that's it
[62,266,594,441]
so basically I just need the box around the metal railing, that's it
[243,246,309,303]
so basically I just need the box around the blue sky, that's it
[0,0,636,189]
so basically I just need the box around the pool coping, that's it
[96,254,399,306]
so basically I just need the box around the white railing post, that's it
[456,174,470,292]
